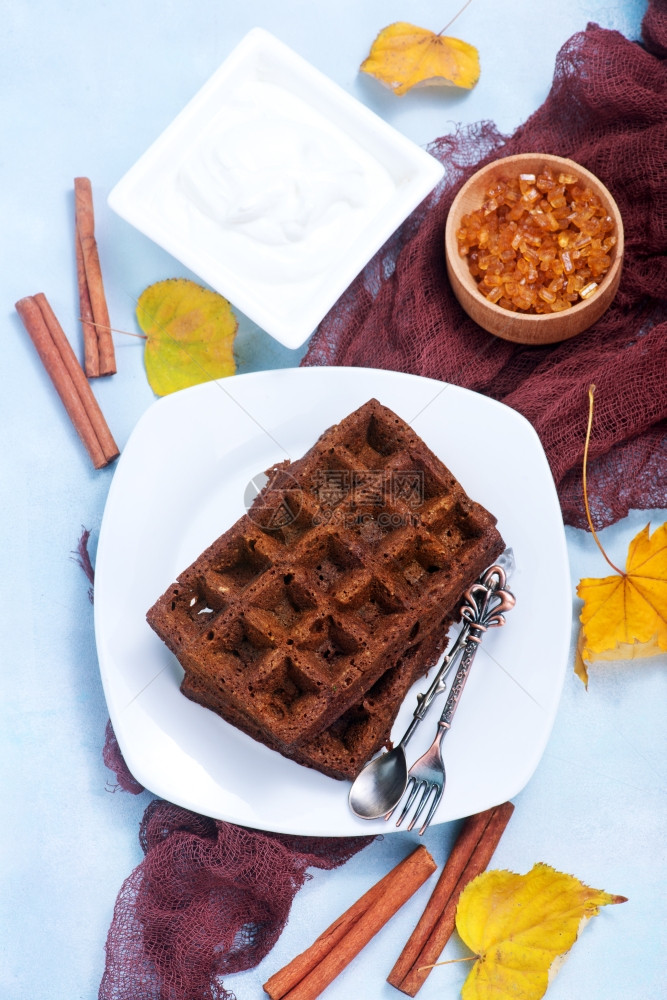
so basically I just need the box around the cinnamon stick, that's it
[264,845,436,1000]
[74,176,116,376]
[15,293,119,469]
[388,801,514,996]
[75,222,99,377]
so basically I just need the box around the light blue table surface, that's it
[2,2,665,998]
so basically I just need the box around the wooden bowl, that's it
[444,153,624,345]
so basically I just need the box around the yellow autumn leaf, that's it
[575,521,667,686]
[136,278,237,396]
[360,22,480,96]
[456,864,626,1000]
[574,625,663,688]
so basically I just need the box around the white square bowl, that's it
[108,28,445,349]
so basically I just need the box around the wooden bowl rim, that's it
[445,153,624,333]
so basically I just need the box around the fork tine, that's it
[394,778,422,827]
[406,783,438,832]
[418,784,444,836]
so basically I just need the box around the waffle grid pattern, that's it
[147,399,504,779]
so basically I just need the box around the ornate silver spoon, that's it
[348,555,515,822]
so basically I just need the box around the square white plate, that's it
[108,28,444,349]
[94,367,571,835]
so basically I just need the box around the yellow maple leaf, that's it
[360,22,480,96]
[575,521,667,686]
[455,864,626,1000]
[136,278,237,396]
[573,386,667,686]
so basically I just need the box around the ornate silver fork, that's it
[390,564,515,835]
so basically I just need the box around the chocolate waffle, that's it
[147,398,504,776]
[180,609,455,780]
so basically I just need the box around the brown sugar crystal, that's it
[456,167,616,313]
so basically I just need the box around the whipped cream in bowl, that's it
[109,29,444,348]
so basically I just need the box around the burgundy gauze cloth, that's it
[99,798,373,1000]
[303,11,667,529]
[103,719,146,795]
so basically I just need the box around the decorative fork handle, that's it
[397,560,514,750]
[397,624,470,748]
[438,565,516,730]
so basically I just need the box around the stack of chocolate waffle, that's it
[147,399,504,780]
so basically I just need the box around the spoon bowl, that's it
[348,744,408,820]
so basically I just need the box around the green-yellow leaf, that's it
[136,278,237,396]
[456,864,626,1000]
